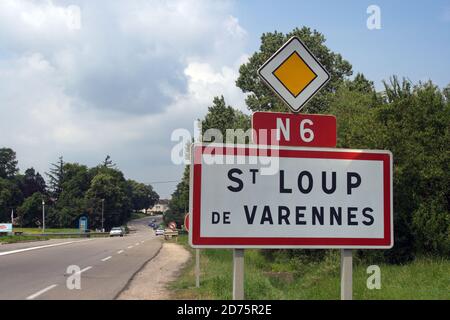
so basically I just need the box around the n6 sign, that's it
[252,112,336,147]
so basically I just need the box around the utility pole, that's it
[42,200,45,233]
[101,199,105,232]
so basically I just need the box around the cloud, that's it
[0,0,249,197]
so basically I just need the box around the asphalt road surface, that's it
[0,216,163,300]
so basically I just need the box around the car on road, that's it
[155,228,164,236]
[109,227,125,237]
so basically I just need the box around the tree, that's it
[346,73,376,95]
[443,83,450,101]
[127,180,159,212]
[236,27,352,113]
[166,166,189,226]
[330,78,449,262]
[46,156,65,199]
[85,168,132,229]
[46,163,91,228]
[17,192,45,227]
[0,148,19,179]
[21,168,47,198]
[102,155,116,168]
[201,96,251,144]
[0,177,23,222]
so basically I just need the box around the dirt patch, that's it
[117,242,191,300]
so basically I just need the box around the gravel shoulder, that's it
[117,242,191,300]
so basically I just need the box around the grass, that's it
[13,228,79,234]
[170,235,450,300]
[0,235,50,244]
[0,227,109,244]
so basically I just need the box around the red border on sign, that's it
[191,145,392,247]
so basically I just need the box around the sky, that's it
[0,0,449,198]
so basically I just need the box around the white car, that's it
[109,227,124,237]
[155,228,164,236]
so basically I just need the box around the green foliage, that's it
[201,95,251,141]
[0,151,158,229]
[330,78,450,262]
[0,177,23,222]
[0,148,19,179]
[85,168,132,229]
[46,163,91,228]
[236,27,352,113]
[46,156,65,199]
[166,165,189,226]
[172,236,450,300]
[127,180,159,212]
[20,168,46,198]
[17,192,45,227]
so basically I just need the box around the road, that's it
[0,216,162,300]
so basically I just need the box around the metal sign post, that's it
[233,249,244,300]
[340,249,353,300]
[195,248,200,288]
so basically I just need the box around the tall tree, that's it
[0,178,23,222]
[236,27,352,113]
[201,96,251,142]
[21,168,47,198]
[0,148,19,179]
[127,180,159,212]
[102,155,116,168]
[17,192,45,227]
[46,163,91,228]
[166,166,189,226]
[46,156,65,199]
[85,167,132,229]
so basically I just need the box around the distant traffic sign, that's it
[258,37,330,112]
[168,221,177,230]
[252,111,336,147]
[189,143,393,249]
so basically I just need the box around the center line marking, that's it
[117,250,124,254]
[127,246,133,249]
[26,284,58,300]
[101,256,112,262]
[74,266,92,275]
[135,242,140,246]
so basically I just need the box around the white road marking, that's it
[127,246,133,249]
[141,241,144,244]
[26,284,58,300]
[75,266,92,275]
[101,256,112,262]
[0,239,93,257]
[135,242,140,246]
[117,250,124,254]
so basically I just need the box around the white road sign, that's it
[189,143,393,249]
[258,36,330,112]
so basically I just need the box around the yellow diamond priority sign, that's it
[258,37,330,112]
